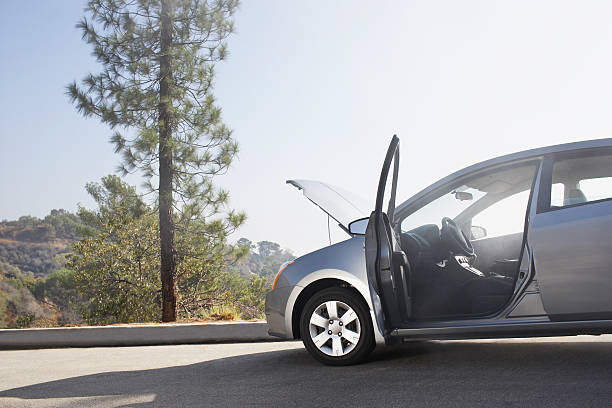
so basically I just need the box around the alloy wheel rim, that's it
[309,300,361,357]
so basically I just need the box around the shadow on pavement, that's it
[1,340,612,407]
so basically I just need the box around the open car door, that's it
[365,135,411,335]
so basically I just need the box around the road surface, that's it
[1,336,611,407]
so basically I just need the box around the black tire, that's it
[300,287,375,366]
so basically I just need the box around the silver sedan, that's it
[266,136,612,365]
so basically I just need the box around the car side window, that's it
[550,152,612,208]
[400,162,537,237]
[550,183,565,207]
[470,189,531,239]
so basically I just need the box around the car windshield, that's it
[401,186,486,232]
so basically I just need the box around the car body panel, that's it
[531,199,612,319]
[391,319,612,339]
[264,236,386,344]
[507,291,547,318]
[265,285,294,338]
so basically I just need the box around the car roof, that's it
[395,138,612,214]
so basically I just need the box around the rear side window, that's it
[579,177,612,201]
[551,152,612,208]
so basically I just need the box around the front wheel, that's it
[300,287,375,366]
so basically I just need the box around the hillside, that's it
[0,209,294,328]
[0,210,83,277]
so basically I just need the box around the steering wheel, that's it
[440,217,475,257]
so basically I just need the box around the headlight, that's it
[272,260,295,289]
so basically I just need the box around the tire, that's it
[300,287,375,366]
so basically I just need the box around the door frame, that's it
[365,135,412,335]
[536,147,612,214]
[389,158,544,325]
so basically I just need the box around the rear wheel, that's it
[300,287,374,366]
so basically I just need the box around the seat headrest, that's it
[564,189,587,206]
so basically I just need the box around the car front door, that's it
[364,135,411,334]
[531,149,612,320]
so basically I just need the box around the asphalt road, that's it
[1,336,611,407]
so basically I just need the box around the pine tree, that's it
[67,0,245,321]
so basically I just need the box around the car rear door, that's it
[531,149,612,320]
[364,135,411,334]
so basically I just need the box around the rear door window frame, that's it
[536,147,612,213]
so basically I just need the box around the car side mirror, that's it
[348,217,369,235]
[471,225,487,240]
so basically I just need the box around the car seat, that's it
[564,188,587,206]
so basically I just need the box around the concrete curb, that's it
[0,321,283,349]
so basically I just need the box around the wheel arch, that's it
[284,268,385,344]
[290,278,368,340]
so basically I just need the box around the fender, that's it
[284,268,386,344]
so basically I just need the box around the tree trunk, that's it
[159,0,177,322]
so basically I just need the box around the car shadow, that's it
[1,340,612,407]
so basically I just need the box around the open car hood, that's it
[287,179,371,232]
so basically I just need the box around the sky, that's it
[2,1,612,256]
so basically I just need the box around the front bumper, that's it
[265,285,297,339]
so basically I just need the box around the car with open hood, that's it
[266,136,612,365]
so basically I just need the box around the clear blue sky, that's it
[2,1,612,255]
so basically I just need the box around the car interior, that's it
[397,163,538,320]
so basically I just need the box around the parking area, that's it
[1,335,611,407]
